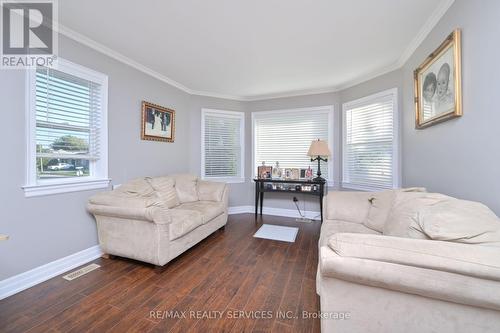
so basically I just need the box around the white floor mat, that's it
[253,224,299,243]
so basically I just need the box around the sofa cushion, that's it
[197,180,226,202]
[177,201,225,224]
[174,174,199,203]
[319,246,500,312]
[418,198,500,247]
[169,209,204,241]
[116,178,155,197]
[364,190,395,232]
[319,220,379,247]
[325,191,372,223]
[364,188,427,232]
[383,192,449,239]
[328,233,500,281]
[146,176,180,208]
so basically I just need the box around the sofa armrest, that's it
[319,246,500,311]
[327,233,500,281]
[198,180,227,202]
[87,203,171,225]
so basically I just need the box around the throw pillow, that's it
[146,176,180,208]
[173,174,199,203]
[383,192,448,239]
[418,198,500,247]
[197,180,225,202]
[364,187,427,232]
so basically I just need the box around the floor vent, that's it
[63,263,100,281]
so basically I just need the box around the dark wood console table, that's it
[253,178,327,222]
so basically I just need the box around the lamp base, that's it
[313,176,326,183]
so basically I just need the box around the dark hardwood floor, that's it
[0,214,321,333]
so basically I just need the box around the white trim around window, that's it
[251,105,334,186]
[201,109,245,183]
[342,88,400,192]
[23,58,110,197]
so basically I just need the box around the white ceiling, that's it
[58,0,454,100]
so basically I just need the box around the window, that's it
[252,106,333,183]
[201,109,245,182]
[24,59,109,197]
[342,88,400,191]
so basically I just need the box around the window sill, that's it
[23,178,111,197]
[201,177,246,184]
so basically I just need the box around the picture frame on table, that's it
[258,166,272,179]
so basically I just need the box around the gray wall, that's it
[2,0,498,281]
[402,0,500,214]
[0,35,192,280]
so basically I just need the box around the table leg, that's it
[259,191,264,216]
[255,182,259,219]
[320,194,324,223]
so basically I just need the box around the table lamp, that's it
[307,139,331,182]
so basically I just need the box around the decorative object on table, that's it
[141,101,175,142]
[414,29,462,129]
[284,168,292,179]
[254,178,327,221]
[307,139,331,182]
[272,161,282,179]
[306,166,313,180]
[257,162,272,179]
[300,168,307,179]
[291,168,300,180]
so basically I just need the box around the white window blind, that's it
[253,107,332,180]
[202,109,244,181]
[35,67,102,179]
[342,89,399,191]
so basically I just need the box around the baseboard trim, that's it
[0,245,102,300]
[229,205,320,220]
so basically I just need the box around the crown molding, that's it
[397,0,455,67]
[57,24,196,94]
[56,0,454,102]
[239,85,341,101]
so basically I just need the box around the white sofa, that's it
[318,189,500,333]
[87,174,228,266]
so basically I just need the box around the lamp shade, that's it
[307,139,331,157]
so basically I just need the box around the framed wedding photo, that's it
[414,29,462,129]
[141,101,175,142]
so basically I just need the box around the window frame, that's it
[201,108,245,183]
[23,58,110,197]
[341,88,401,192]
[251,105,334,186]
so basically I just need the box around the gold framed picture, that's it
[414,29,462,129]
[141,101,175,142]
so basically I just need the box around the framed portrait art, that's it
[141,101,175,142]
[414,29,462,129]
